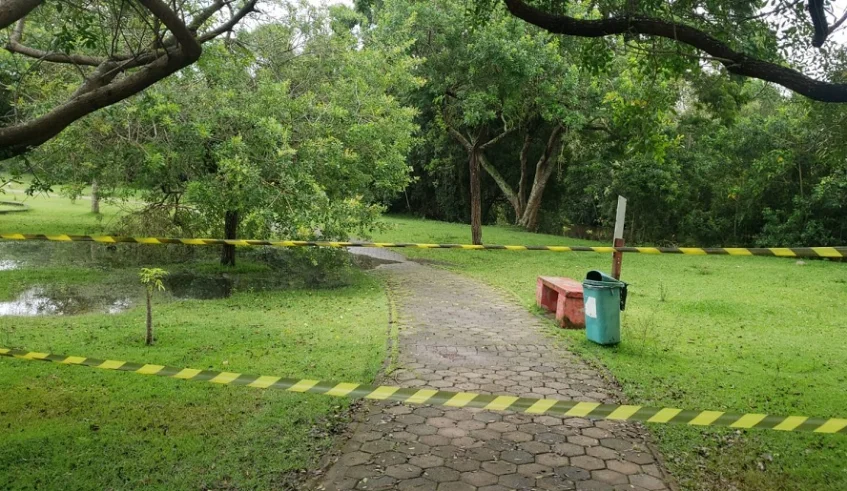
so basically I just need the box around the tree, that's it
[139,267,167,346]
[497,0,847,102]
[376,0,682,236]
[0,0,258,158]
[28,4,418,265]
[377,0,590,240]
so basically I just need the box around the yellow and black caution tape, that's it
[1,233,846,258]
[2,348,845,434]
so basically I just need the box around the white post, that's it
[612,196,627,280]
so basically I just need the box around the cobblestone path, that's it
[319,255,673,491]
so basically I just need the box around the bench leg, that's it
[537,284,559,313]
[555,296,568,327]
[536,279,545,307]
[558,295,585,329]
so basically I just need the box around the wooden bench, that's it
[536,276,585,329]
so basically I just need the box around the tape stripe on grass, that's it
[1,348,845,434]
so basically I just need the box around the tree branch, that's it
[479,126,514,150]
[197,0,258,43]
[6,19,106,66]
[478,151,520,212]
[0,0,257,157]
[503,0,847,103]
[447,125,473,151]
[829,8,847,34]
[138,0,201,59]
[518,132,531,210]
[535,124,563,174]
[0,0,41,30]
[0,52,191,157]
[188,0,231,31]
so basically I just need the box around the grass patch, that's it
[0,182,127,235]
[0,193,390,489]
[372,215,847,491]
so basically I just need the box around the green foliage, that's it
[28,3,418,244]
[378,0,847,247]
[139,268,168,294]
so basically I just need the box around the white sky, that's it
[307,0,352,7]
[828,0,847,43]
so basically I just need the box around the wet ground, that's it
[0,241,374,317]
[0,287,130,316]
[0,272,308,317]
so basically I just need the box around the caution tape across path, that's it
[1,233,846,258]
[1,348,844,434]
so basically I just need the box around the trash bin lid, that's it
[585,270,620,284]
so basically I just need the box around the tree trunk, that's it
[446,125,515,244]
[145,291,153,346]
[478,153,521,222]
[90,180,100,214]
[517,133,532,220]
[221,210,238,266]
[518,168,554,231]
[469,150,483,245]
[516,126,564,231]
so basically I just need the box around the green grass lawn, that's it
[0,195,390,489]
[4,188,845,490]
[373,215,847,491]
[1,178,127,234]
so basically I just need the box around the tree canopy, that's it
[497,0,847,102]
[4,0,847,250]
[2,0,847,158]
[363,0,847,247]
[16,3,419,265]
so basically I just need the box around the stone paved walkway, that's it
[318,253,673,491]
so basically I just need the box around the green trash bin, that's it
[582,270,628,345]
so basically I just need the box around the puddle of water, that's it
[0,272,306,317]
[0,287,131,316]
[106,299,132,314]
[0,241,203,270]
[0,244,357,316]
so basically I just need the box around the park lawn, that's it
[0,195,391,489]
[1,180,127,234]
[373,215,847,491]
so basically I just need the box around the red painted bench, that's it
[536,276,585,329]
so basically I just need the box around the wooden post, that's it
[612,196,627,280]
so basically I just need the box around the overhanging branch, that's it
[830,9,847,34]
[503,0,847,103]
[0,0,258,157]
[197,0,258,43]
